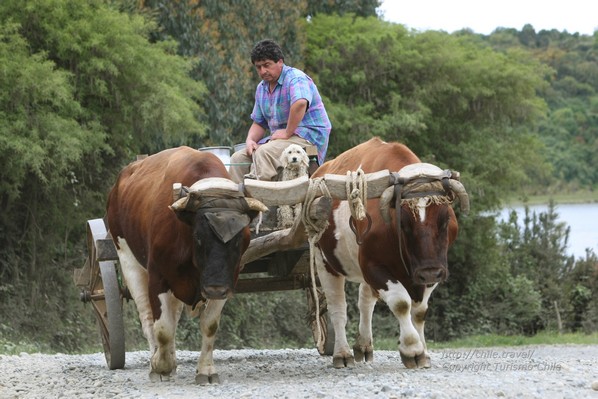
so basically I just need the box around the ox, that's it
[106,146,266,384]
[311,137,468,369]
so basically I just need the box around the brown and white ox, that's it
[106,146,266,384]
[311,137,469,369]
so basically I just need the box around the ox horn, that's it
[170,196,192,212]
[448,179,470,214]
[379,185,395,224]
[245,197,269,213]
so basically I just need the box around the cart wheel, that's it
[90,261,125,370]
[306,286,335,356]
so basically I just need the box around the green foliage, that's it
[493,202,598,335]
[0,0,207,354]
[172,291,313,351]
[0,20,103,290]
[562,251,598,333]
[140,0,308,146]
[306,0,380,18]
[0,264,102,354]
[424,201,592,341]
[305,15,551,210]
[0,22,100,200]
[488,25,598,190]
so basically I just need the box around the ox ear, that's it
[171,208,195,226]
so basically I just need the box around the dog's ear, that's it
[301,152,309,167]
[279,150,289,167]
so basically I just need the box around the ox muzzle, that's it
[413,265,447,286]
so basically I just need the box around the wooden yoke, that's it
[240,196,331,265]
[240,170,391,265]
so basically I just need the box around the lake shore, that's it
[506,189,598,206]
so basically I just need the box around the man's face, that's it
[253,59,283,84]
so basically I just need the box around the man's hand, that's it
[245,139,259,156]
[245,122,266,156]
[271,129,291,140]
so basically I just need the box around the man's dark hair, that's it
[251,39,284,64]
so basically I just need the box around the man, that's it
[229,39,332,183]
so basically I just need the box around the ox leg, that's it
[196,299,226,385]
[353,283,376,363]
[115,239,157,354]
[150,291,184,382]
[315,250,354,368]
[379,282,425,369]
[409,284,437,369]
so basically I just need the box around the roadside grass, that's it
[0,337,52,355]
[2,331,597,355]
[376,331,598,350]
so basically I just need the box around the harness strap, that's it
[394,183,410,277]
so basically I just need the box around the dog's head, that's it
[280,144,309,170]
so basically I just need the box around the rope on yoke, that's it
[345,168,372,244]
[301,177,331,352]
[346,168,367,221]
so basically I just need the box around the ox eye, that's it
[440,220,447,231]
[400,210,413,234]
[193,231,202,246]
[438,214,449,231]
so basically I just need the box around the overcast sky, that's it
[377,0,597,35]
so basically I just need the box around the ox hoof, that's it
[400,353,431,369]
[415,353,431,368]
[195,373,220,385]
[333,355,355,368]
[149,371,173,382]
[353,345,374,363]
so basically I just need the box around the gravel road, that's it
[1,344,597,398]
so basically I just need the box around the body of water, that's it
[497,203,598,259]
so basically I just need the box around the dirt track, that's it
[1,344,597,398]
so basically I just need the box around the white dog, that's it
[277,144,309,228]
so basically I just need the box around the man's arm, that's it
[271,98,308,140]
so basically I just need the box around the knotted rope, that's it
[346,168,367,221]
[301,177,331,352]
[345,168,372,244]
